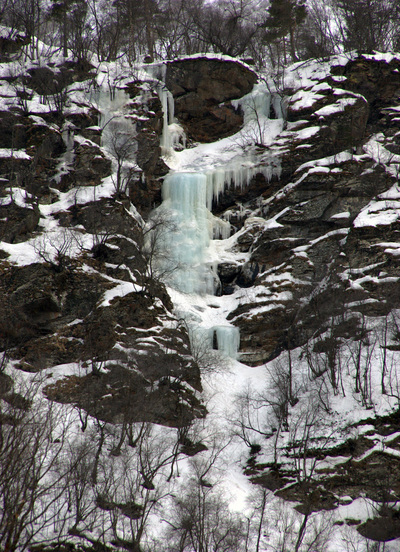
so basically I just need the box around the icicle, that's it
[157,83,177,153]
[169,122,187,151]
[232,83,272,124]
[190,326,214,352]
[53,122,76,183]
[158,81,171,151]
[93,86,137,161]
[148,63,178,154]
[204,157,282,208]
[212,216,231,240]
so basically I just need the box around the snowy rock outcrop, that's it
[0,56,204,427]
[4,46,400,549]
[165,56,257,142]
[221,55,400,366]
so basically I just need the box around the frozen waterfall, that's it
[94,86,137,167]
[190,325,241,360]
[155,172,216,295]
[147,69,286,360]
[214,326,240,359]
[151,170,241,359]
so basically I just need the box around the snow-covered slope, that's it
[2,37,400,550]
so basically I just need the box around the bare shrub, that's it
[164,447,247,552]
[33,227,77,271]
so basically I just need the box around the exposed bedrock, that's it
[125,80,168,215]
[230,156,400,365]
[126,58,258,212]
[336,56,400,117]
[218,56,400,366]
[2,52,400,426]
[0,192,202,426]
[212,82,370,217]
[165,57,258,142]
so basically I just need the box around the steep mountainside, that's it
[3,37,400,550]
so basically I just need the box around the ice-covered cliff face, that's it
[150,54,400,371]
[151,54,400,544]
[148,53,400,369]
[148,61,284,360]
[3,47,400,550]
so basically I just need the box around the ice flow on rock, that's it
[146,71,285,359]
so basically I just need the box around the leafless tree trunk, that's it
[0,378,74,551]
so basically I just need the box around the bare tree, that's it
[232,356,302,466]
[164,448,246,552]
[183,0,260,58]
[88,0,122,62]
[3,0,44,59]
[154,0,201,58]
[296,0,339,59]
[340,524,389,552]
[109,127,137,195]
[346,317,376,407]
[91,422,177,551]
[330,0,400,53]
[138,209,181,294]
[0,377,75,551]
[252,498,334,552]
[33,227,77,272]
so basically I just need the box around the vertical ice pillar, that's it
[155,172,216,295]
[158,83,175,152]
[214,326,240,359]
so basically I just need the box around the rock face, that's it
[213,55,400,366]
[339,57,400,112]
[0,199,203,425]
[0,56,204,429]
[3,49,400,546]
[165,57,257,142]
[2,51,400,414]
[125,80,168,214]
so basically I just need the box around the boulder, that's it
[0,29,28,58]
[0,112,29,149]
[0,203,40,243]
[338,56,400,111]
[73,141,112,186]
[165,57,258,142]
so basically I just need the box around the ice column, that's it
[214,326,240,359]
[145,63,186,153]
[158,82,175,151]
[190,326,240,360]
[156,172,217,295]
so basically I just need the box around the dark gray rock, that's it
[165,57,257,142]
